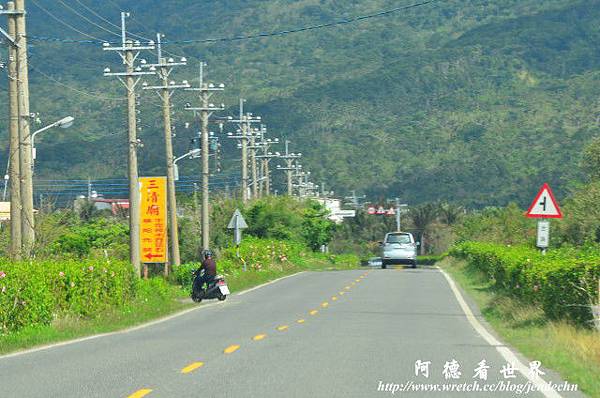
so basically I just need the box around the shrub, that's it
[0,258,136,333]
[451,242,600,327]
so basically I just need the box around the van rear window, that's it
[386,234,411,244]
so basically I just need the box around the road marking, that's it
[181,362,204,374]
[252,334,267,341]
[355,279,360,282]
[344,286,351,290]
[297,319,305,324]
[309,310,318,315]
[331,296,338,301]
[1,272,309,360]
[127,389,153,398]
[339,291,345,295]
[224,344,240,354]
[321,302,329,308]
[437,267,562,398]
[277,325,289,331]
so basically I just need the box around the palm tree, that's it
[410,203,438,255]
[439,202,464,226]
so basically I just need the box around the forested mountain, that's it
[1,0,599,206]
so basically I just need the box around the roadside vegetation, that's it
[0,196,359,354]
[434,139,600,397]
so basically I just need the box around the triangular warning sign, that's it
[526,183,562,219]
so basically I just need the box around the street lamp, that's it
[173,148,200,181]
[32,116,75,166]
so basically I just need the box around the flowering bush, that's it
[450,242,600,327]
[0,258,136,333]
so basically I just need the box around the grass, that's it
[0,256,359,356]
[440,257,600,398]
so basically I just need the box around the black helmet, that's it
[204,249,213,259]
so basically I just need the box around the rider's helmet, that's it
[204,249,213,259]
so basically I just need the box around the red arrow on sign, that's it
[145,253,163,260]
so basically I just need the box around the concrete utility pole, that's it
[227,100,261,203]
[394,199,408,232]
[2,1,22,259]
[141,33,189,270]
[277,140,301,196]
[103,12,155,275]
[12,0,34,257]
[249,127,259,199]
[185,62,224,250]
[256,125,280,197]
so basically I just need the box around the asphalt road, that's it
[0,267,586,398]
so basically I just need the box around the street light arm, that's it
[174,149,200,164]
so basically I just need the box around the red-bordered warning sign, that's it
[526,183,562,219]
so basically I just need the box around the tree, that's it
[410,203,439,255]
[439,202,464,226]
[581,137,600,181]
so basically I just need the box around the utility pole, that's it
[277,140,301,196]
[256,125,280,197]
[249,126,259,199]
[103,12,155,275]
[227,101,261,203]
[142,33,189,270]
[12,0,33,257]
[2,1,22,259]
[185,62,224,250]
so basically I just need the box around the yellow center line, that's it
[224,344,241,354]
[321,302,329,308]
[345,286,351,290]
[297,319,305,324]
[127,389,153,398]
[355,279,360,282]
[331,296,338,301]
[277,325,289,331]
[181,362,204,374]
[339,291,345,295]
[309,310,318,315]
[253,334,267,341]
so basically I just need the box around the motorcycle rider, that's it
[193,249,217,294]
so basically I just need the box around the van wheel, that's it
[411,261,417,269]
[218,293,226,301]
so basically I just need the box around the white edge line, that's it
[236,271,305,296]
[0,271,306,360]
[436,266,562,398]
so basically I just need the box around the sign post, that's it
[227,209,248,270]
[139,177,168,276]
[526,183,562,255]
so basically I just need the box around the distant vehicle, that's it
[380,232,418,269]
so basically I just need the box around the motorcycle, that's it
[191,269,229,303]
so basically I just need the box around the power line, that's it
[29,63,126,101]
[27,0,443,45]
[56,0,121,38]
[29,0,105,42]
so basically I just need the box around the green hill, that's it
[1,0,599,206]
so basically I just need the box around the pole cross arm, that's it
[0,26,17,47]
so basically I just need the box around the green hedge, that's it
[450,242,600,327]
[172,237,359,288]
[0,258,137,334]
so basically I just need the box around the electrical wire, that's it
[27,0,442,45]
[29,0,106,42]
[56,0,121,38]
[29,63,127,101]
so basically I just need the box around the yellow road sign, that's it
[139,177,168,263]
